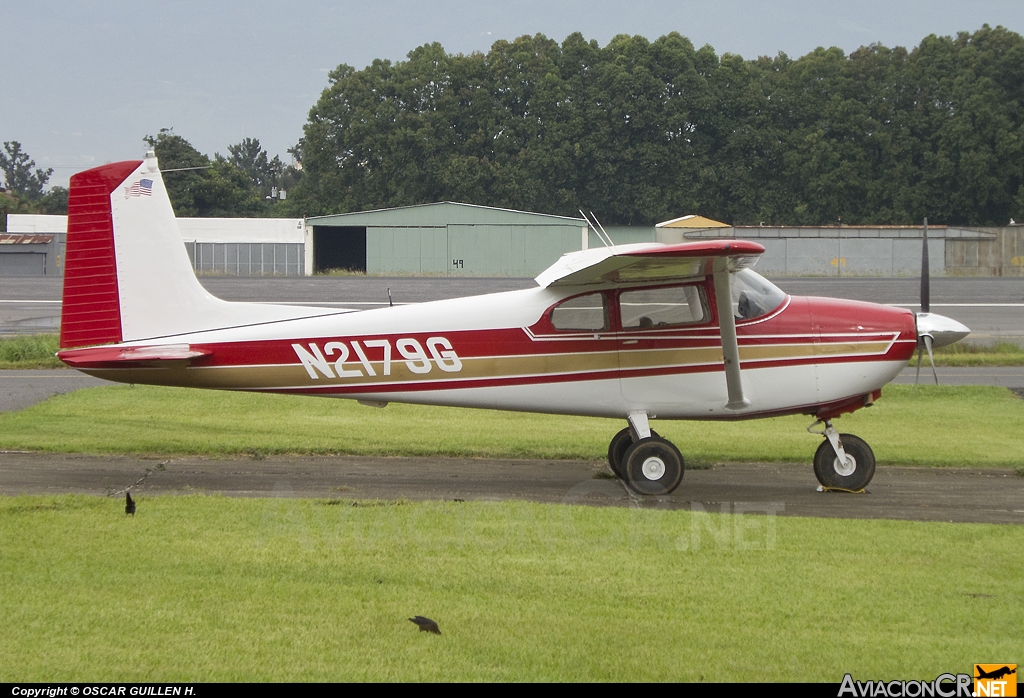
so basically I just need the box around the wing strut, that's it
[712,265,751,411]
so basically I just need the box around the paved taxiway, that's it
[1,452,1021,525]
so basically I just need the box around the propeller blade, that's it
[914,336,940,385]
[924,334,938,385]
[920,217,930,314]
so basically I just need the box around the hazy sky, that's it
[5,0,1024,187]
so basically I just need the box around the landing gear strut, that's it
[607,412,684,495]
[809,419,876,490]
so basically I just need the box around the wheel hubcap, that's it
[833,455,857,477]
[641,456,666,480]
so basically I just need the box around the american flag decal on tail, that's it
[124,178,153,198]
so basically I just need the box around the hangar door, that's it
[447,224,579,276]
[312,226,366,273]
[366,226,447,274]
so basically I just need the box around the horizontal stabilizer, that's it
[57,344,212,369]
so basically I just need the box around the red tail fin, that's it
[60,160,141,348]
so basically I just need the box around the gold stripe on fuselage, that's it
[83,338,895,391]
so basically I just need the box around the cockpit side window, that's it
[550,291,608,331]
[619,285,707,329]
[730,269,787,320]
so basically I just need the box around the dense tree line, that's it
[0,141,67,231]
[144,130,300,217]
[290,25,1024,226]
[0,134,301,226]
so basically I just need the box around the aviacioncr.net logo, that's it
[838,673,974,697]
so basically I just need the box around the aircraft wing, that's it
[534,240,765,288]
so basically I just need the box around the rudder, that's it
[60,160,140,348]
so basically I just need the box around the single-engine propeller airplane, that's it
[57,154,971,495]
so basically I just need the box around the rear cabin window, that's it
[619,285,706,329]
[550,292,608,331]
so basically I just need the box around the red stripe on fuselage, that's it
[74,292,917,373]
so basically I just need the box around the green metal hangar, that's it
[306,202,588,276]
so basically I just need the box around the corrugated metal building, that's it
[2,215,66,276]
[182,218,306,276]
[306,202,587,276]
[7,210,1022,278]
[677,224,1024,277]
[0,234,60,276]
[2,214,307,277]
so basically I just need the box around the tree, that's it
[144,129,266,217]
[0,191,38,231]
[226,138,284,190]
[0,141,53,200]
[292,27,1024,225]
[38,187,69,215]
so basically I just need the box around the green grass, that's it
[0,334,62,369]
[1,384,1022,467]
[0,494,1019,681]
[932,341,1024,367]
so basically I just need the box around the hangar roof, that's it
[657,214,729,228]
[0,234,54,245]
[307,201,586,228]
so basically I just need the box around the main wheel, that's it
[608,427,660,479]
[813,434,875,490]
[622,437,684,495]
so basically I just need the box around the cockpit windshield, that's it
[730,269,787,320]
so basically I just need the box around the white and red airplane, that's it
[57,155,970,495]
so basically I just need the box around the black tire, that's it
[608,427,660,479]
[622,437,684,495]
[813,434,875,490]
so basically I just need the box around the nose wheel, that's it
[810,420,876,490]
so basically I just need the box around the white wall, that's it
[6,214,305,244]
[178,218,304,244]
[7,214,66,234]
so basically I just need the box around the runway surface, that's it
[1,452,1021,525]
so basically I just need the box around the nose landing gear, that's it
[809,419,876,491]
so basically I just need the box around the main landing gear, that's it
[607,412,684,495]
[607,414,877,496]
[808,419,876,491]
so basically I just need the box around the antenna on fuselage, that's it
[387,287,393,308]
[589,212,618,250]
[579,210,616,250]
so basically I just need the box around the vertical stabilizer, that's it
[108,154,223,342]
[60,153,333,349]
